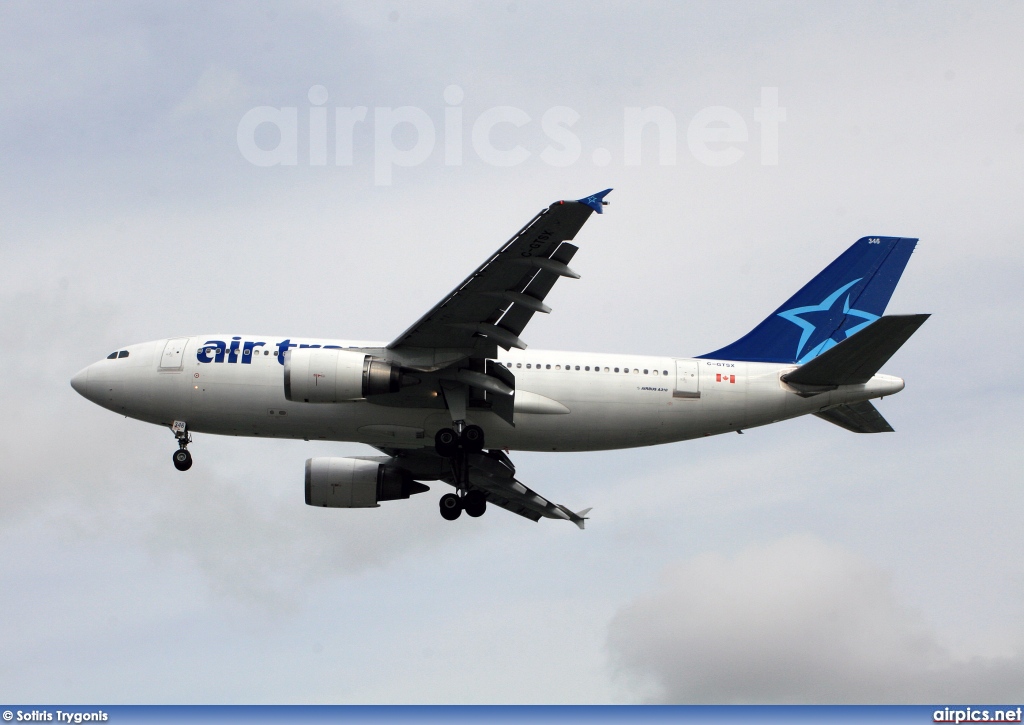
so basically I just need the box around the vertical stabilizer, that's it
[699,236,917,364]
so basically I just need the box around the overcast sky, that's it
[2,0,1023,704]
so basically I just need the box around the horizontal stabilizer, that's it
[783,314,929,386]
[814,401,894,433]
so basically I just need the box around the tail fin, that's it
[700,237,918,363]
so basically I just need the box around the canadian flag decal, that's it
[716,373,736,383]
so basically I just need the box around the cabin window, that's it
[575,365,580,371]
[555,365,561,370]
[633,369,639,374]
[604,367,610,372]
[614,367,619,373]
[545,364,551,370]
[663,370,669,376]
[118,350,129,359]
[643,369,649,374]
[653,370,659,376]
[516,363,522,368]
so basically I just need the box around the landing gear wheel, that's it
[172,448,192,471]
[463,490,487,518]
[435,428,459,458]
[462,425,485,453]
[439,493,462,520]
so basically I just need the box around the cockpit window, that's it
[107,352,118,359]
[117,350,129,359]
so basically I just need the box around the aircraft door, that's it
[159,338,188,371]
[673,359,700,398]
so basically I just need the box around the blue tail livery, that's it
[700,236,918,363]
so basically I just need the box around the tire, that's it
[439,493,462,520]
[463,490,487,518]
[461,425,485,453]
[172,449,192,471]
[434,428,459,457]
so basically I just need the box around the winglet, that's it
[573,507,593,530]
[577,189,612,214]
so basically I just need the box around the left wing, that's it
[386,189,611,368]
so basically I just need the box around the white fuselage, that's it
[71,335,905,452]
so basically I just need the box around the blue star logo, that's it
[777,279,879,363]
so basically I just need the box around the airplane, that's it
[70,189,928,529]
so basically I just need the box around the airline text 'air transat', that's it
[71,190,928,528]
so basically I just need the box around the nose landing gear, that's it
[173,448,192,471]
[171,420,192,471]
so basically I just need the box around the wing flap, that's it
[485,359,515,427]
[482,493,544,523]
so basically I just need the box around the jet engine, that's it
[285,348,402,403]
[304,457,429,508]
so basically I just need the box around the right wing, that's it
[386,189,612,367]
[380,446,591,529]
[456,450,591,529]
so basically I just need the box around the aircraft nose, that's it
[70,366,91,398]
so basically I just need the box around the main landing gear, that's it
[438,489,487,521]
[171,420,192,471]
[434,424,487,521]
[434,424,484,456]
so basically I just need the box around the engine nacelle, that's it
[284,348,401,403]
[304,457,429,508]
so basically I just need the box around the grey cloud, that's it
[609,535,1024,703]
[169,66,251,121]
